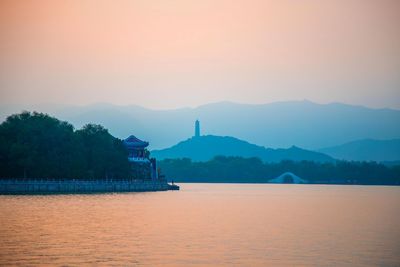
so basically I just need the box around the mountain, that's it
[151,135,334,162]
[1,101,399,150]
[319,139,400,162]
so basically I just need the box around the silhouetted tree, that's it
[158,156,400,185]
[0,112,130,180]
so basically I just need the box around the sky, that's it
[0,0,399,109]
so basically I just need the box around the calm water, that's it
[0,184,399,266]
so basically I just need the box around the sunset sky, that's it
[0,0,399,109]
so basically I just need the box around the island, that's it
[0,112,179,194]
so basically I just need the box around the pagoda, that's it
[123,135,150,162]
[123,135,158,180]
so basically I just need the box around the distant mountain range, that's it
[319,139,400,162]
[151,135,334,163]
[1,101,399,151]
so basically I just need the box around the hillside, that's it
[151,135,334,162]
[319,139,400,162]
[2,101,399,150]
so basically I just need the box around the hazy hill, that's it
[1,101,399,150]
[151,135,334,162]
[319,139,400,162]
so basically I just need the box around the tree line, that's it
[0,112,132,180]
[158,156,400,185]
[1,112,399,185]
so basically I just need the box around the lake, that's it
[0,184,399,266]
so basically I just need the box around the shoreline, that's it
[0,179,179,195]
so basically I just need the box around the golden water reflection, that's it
[0,184,399,266]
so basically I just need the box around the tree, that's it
[0,112,131,180]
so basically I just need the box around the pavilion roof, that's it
[123,135,149,148]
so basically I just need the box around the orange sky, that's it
[0,0,399,109]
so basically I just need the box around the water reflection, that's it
[0,184,399,266]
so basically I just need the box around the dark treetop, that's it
[0,112,131,180]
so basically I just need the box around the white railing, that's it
[128,157,150,163]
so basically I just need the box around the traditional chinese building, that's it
[123,135,158,180]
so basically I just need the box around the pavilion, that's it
[123,135,158,180]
